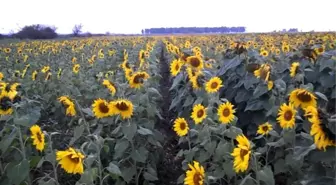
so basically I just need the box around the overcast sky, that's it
[1,0,335,34]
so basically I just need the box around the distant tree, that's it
[72,24,83,37]
[0,33,4,39]
[14,24,58,39]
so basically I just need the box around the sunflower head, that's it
[290,62,300,78]
[56,147,85,174]
[173,117,189,137]
[129,71,150,89]
[205,77,223,94]
[92,99,115,118]
[186,56,204,70]
[0,91,13,115]
[184,161,205,185]
[260,50,269,57]
[277,103,296,129]
[112,99,134,119]
[190,74,204,90]
[217,101,236,124]
[170,59,183,77]
[254,64,271,81]
[231,134,251,173]
[257,122,273,136]
[73,64,80,74]
[30,125,45,152]
[191,104,207,124]
[289,88,317,109]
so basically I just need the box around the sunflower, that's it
[58,96,76,116]
[92,99,115,118]
[190,74,204,90]
[41,66,50,73]
[231,134,251,173]
[260,50,269,57]
[186,56,204,70]
[277,103,296,129]
[314,46,325,55]
[173,117,189,137]
[56,147,85,174]
[102,79,117,95]
[191,104,207,124]
[32,70,38,81]
[267,80,274,91]
[309,116,336,150]
[254,64,271,80]
[0,72,3,80]
[4,48,11,53]
[30,125,45,152]
[73,64,80,74]
[170,59,183,77]
[112,99,134,119]
[205,77,223,93]
[289,62,300,78]
[0,91,13,115]
[71,57,77,63]
[45,72,52,81]
[289,89,317,109]
[184,161,205,185]
[257,122,273,136]
[129,71,150,89]
[217,101,236,124]
[186,67,202,80]
[304,105,319,123]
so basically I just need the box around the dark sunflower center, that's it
[260,69,269,80]
[262,125,269,132]
[318,48,324,52]
[116,102,129,111]
[222,108,230,117]
[240,149,249,160]
[175,63,180,71]
[133,74,145,84]
[46,74,51,80]
[190,57,201,67]
[193,172,202,185]
[284,110,293,121]
[99,102,110,113]
[0,96,12,111]
[68,155,80,164]
[197,109,204,118]
[179,122,186,130]
[297,92,312,102]
[211,82,218,89]
[37,132,43,143]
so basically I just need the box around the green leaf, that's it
[273,159,286,175]
[0,128,17,154]
[131,146,148,163]
[239,173,253,185]
[293,144,316,160]
[267,138,285,148]
[177,174,185,184]
[147,87,161,97]
[217,56,242,76]
[70,124,85,145]
[183,96,194,107]
[114,139,129,159]
[6,159,30,185]
[137,126,153,136]
[253,82,269,98]
[319,59,335,72]
[245,98,264,111]
[214,141,230,161]
[14,108,41,127]
[170,73,184,90]
[256,166,275,185]
[307,147,336,163]
[223,126,242,139]
[315,92,328,101]
[305,177,336,185]
[107,162,122,176]
[77,168,98,185]
[143,172,158,181]
[122,123,137,141]
[30,156,41,168]
[121,166,136,183]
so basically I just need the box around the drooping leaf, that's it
[137,126,153,136]
[315,91,328,101]
[122,123,137,141]
[256,166,275,185]
[107,162,122,176]
[114,139,129,159]
[69,124,85,145]
[6,159,30,185]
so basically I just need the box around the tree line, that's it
[141,26,246,35]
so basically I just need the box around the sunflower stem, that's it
[253,154,260,185]
[18,126,32,185]
[48,133,58,183]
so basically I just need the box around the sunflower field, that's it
[0,32,335,185]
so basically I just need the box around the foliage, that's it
[14,24,58,40]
